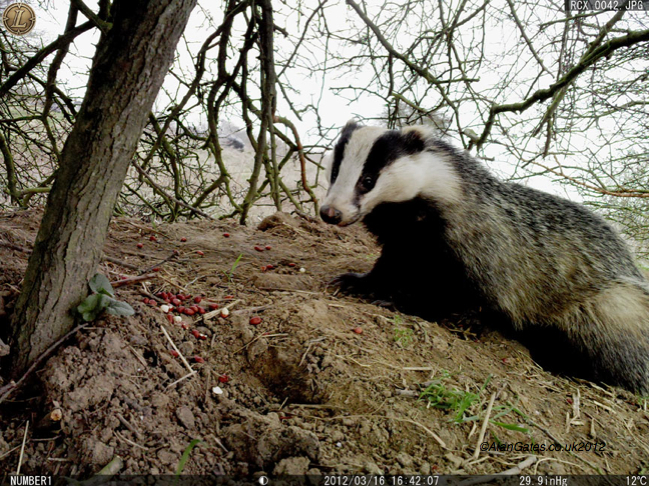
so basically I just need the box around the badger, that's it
[321,121,649,393]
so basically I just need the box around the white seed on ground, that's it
[221,308,230,318]
[173,315,182,323]
[299,267,306,273]
[160,304,170,313]
[212,386,224,395]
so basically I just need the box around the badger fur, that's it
[321,121,649,393]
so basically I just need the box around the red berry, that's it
[152,267,160,272]
[185,309,195,316]
[137,243,144,249]
[170,350,179,358]
[171,298,180,306]
[120,275,128,280]
[254,246,264,252]
[266,264,274,270]
[181,323,189,330]
[218,374,229,383]
[173,249,180,255]
[143,298,150,304]
[181,237,187,242]
[196,250,204,256]
[198,307,206,315]
[288,263,296,267]
[223,233,230,238]
[199,334,207,340]
[150,236,157,242]
[166,314,174,323]
[177,306,185,313]
[194,296,202,303]
[209,303,219,310]
[352,327,363,334]
[193,356,204,363]
[225,295,234,300]
[249,316,262,326]
[265,245,272,250]
[261,266,267,272]
[149,300,157,307]
[191,329,200,338]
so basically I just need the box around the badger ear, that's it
[340,119,362,139]
[401,129,426,154]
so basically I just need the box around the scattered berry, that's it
[223,233,230,238]
[193,296,202,304]
[137,243,144,249]
[198,307,206,315]
[152,267,160,272]
[254,246,264,252]
[166,314,174,323]
[225,295,234,300]
[266,264,274,270]
[181,323,189,330]
[143,298,150,304]
[249,316,262,326]
[149,300,157,307]
[191,329,200,338]
[196,250,205,256]
[352,327,363,334]
[265,245,272,250]
[181,237,187,242]
[209,303,219,310]
[170,350,179,358]
[288,263,296,267]
[184,308,195,316]
[221,308,230,318]
[218,374,229,384]
[193,356,205,363]
[173,249,180,255]
[150,236,157,242]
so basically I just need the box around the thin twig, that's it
[160,325,194,374]
[16,420,29,474]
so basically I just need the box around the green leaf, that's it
[176,439,201,476]
[105,298,135,317]
[89,273,114,297]
[77,293,111,322]
[490,420,529,433]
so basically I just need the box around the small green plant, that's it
[419,371,479,423]
[77,274,135,322]
[392,315,414,348]
[176,439,201,476]
[224,253,243,282]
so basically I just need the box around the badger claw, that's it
[328,272,373,294]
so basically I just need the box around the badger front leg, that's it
[330,247,398,300]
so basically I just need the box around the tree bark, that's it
[9,0,197,375]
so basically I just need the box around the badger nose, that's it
[320,205,342,225]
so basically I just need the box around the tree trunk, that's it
[9,0,197,376]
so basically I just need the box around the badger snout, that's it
[320,205,343,225]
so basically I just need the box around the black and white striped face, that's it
[320,122,462,226]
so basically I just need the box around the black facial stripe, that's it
[356,129,426,194]
[331,121,361,183]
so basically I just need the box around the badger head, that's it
[320,121,462,226]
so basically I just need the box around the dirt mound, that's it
[0,209,648,477]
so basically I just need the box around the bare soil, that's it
[0,209,648,478]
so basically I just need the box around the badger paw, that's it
[328,272,374,295]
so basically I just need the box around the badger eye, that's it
[359,175,375,191]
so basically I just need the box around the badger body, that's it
[321,121,649,393]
